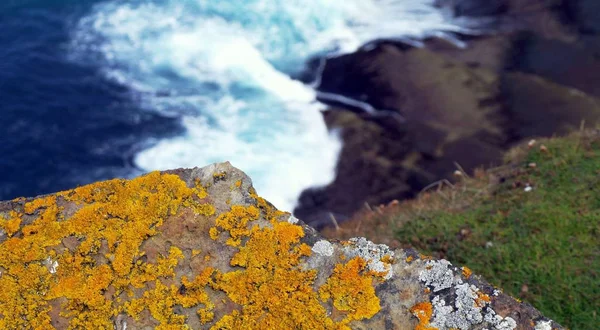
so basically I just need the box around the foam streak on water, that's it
[70,0,481,212]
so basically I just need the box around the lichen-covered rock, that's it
[0,163,562,329]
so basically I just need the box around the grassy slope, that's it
[322,130,600,329]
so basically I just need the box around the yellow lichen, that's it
[190,202,216,217]
[319,257,381,326]
[209,202,382,329]
[0,210,22,237]
[0,170,384,329]
[0,172,215,329]
[475,291,491,307]
[381,255,394,264]
[461,266,472,279]
[410,302,436,330]
[209,227,219,240]
[211,205,260,246]
[127,267,215,328]
[211,220,335,329]
[213,171,227,180]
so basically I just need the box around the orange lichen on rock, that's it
[475,291,491,307]
[209,202,382,329]
[180,268,216,320]
[211,205,260,246]
[125,267,215,330]
[0,169,385,329]
[0,171,215,329]
[0,210,22,237]
[211,219,334,329]
[461,266,473,279]
[319,257,381,326]
[381,255,394,264]
[213,171,227,181]
[410,302,437,330]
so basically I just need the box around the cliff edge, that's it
[0,162,561,329]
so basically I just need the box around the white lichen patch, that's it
[419,259,519,330]
[455,284,485,324]
[312,240,334,257]
[344,237,394,280]
[430,296,454,327]
[484,307,517,330]
[419,259,455,292]
[287,215,299,224]
[534,320,553,330]
[430,284,485,330]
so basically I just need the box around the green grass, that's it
[393,131,600,329]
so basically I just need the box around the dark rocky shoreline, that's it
[295,0,600,227]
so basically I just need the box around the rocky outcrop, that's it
[0,163,562,329]
[295,0,600,226]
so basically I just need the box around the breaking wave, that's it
[70,0,482,211]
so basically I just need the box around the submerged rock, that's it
[0,163,562,329]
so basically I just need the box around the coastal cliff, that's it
[0,162,561,329]
[295,0,600,227]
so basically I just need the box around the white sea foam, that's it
[70,0,483,212]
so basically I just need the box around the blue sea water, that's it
[0,0,479,211]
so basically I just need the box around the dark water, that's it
[0,0,182,200]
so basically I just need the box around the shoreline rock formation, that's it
[0,163,562,329]
[295,0,600,226]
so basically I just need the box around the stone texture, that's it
[0,163,562,329]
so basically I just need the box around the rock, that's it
[424,36,513,72]
[501,72,600,137]
[563,0,600,35]
[446,0,509,17]
[439,0,575,41]
[295,110,415,228]
[0,163,562,329]
[506,33,600,98]
[297,45,510,225]
[318,44,511,148]
[298,6,600,225]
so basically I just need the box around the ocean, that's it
[0,0,480,212]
